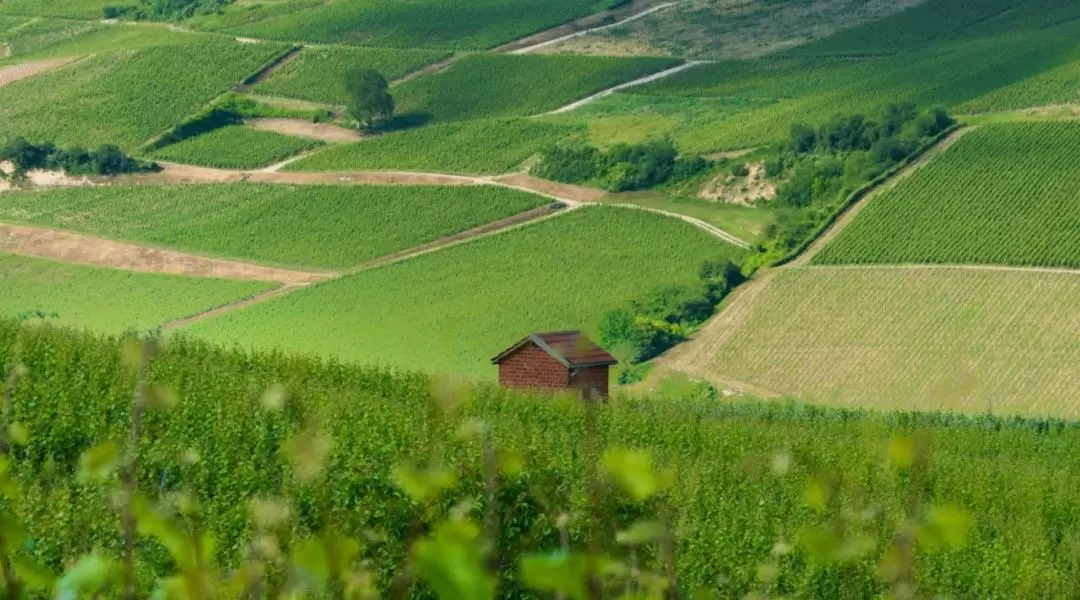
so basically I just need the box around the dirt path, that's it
[607,203,751,248]
[161,284,304,330]
[391,54,461,86]
[500,0,682,54]
[0,57,75,88]
[233,45,303,92]
[490,173,606,203]
[793,127,971,266]
[0,222,332,283]
[542,61,705,115]
[246,118,363,143]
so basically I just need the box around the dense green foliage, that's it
[814,121,1080,267]
[0,255,271,332]
[195,0,628,49]
[343,69,394,128]
[151,126,320,169]
[102,0,232,20]
[186,207,740,376]
[0,41,287,149]
[0,137,158,175]
[284,119,579,175]
[0,184,549,269]
[4,319,1080,597]
[393,54,682,122]
[535,139,708,192]
[253,46,449,105]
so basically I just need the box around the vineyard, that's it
[151,125,322,170]
[4,319,1080,597]
[814,122,1080,268]
[672,267,1080,417]
[391,53,683,122]
[0,40,287,149]
[199,0,626,49]
[185,206,743,376]
[253,45,450,105]
[0,0,111,18]
[958,57,1080,114]
[0,184,550,269]
[284,118,580,175]
[0,254,271,332]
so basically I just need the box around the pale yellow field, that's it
[666,266,1080,417]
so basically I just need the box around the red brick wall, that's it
[570,365,610,399]
[498,343,569,390]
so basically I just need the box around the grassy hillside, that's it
[0,254,272,332]
[150,126,322,170]
[252,45,450,105]
[0,0,112,18]
[0,40,287,149]
[0,184,550,269]
[672,267,1080,417]
[284,119,580,175]
[392,54,683,122]
[196,0,625,49]
[814,122,1080,268]
[186,206,743,376]
[4,319,1080,597]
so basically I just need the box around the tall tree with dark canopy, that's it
[344,69,395,129]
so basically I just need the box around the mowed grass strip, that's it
[151,126,322,170]
[186,206,744,377]
[392,53,683,122]
[253,46,449,105]
[202,0,621,50]
[0,40,287,149]
[0,184,550,269]
[814,122,1080,268]
[678,267,1080,418]
[0,253,272,333]
[285,119,579,175]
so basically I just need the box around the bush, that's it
[533,142,601,183]
[535,139,701,192]
[0,138,158,176]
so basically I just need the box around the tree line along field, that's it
[252,45,450,105]
[284,119,581,175]
[185,206,745,377]
[0,39,287,149]
[390,53,683,122]
[192,0,627,50]
[7,319,1080,597]
[814,122,1080,268]
[0,184,550,269]
[150,125,322,170]
[672,267,1080,419]
[0,254,272,332]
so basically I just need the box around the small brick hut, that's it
[491,331,618,399]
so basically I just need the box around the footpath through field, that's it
[501,0,683,54]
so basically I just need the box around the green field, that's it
[671,266,1080,417]
[196,0,625,50]
[392,53,683,122]
[814,122,1080,268]
[187,206,743,376]
[0,40,287,149]
[0,184,549,269]
[0,0,113,18]
[253,45,449,105]
[150,125,321,169]
[958,57,1080,114]
[0,254,272,332]
[0,19,195,61]
[284,118,580,175]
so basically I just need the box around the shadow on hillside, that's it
[368,112,432,134]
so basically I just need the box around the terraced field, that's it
[151,126,322,170]
[0,253,272,332]
[0,40,287,148]
[187,206,744,377]
[669,267,1080,417]
[252,46,450,105]
[814,122,1080,268]
[0,184,550,269]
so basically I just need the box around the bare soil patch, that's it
[492,173,607,202]
[698,162,776,206]
[0,57,76,88]
[0,222,332,283]
[246,118,363,143]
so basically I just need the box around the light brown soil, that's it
[0,57,75,88]
[246,170,486,186]
[0,222,332,283]
[491,173,607,202]
[698,161,776,206]
[246,118,363,143]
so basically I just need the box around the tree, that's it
[344,69,395,129]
